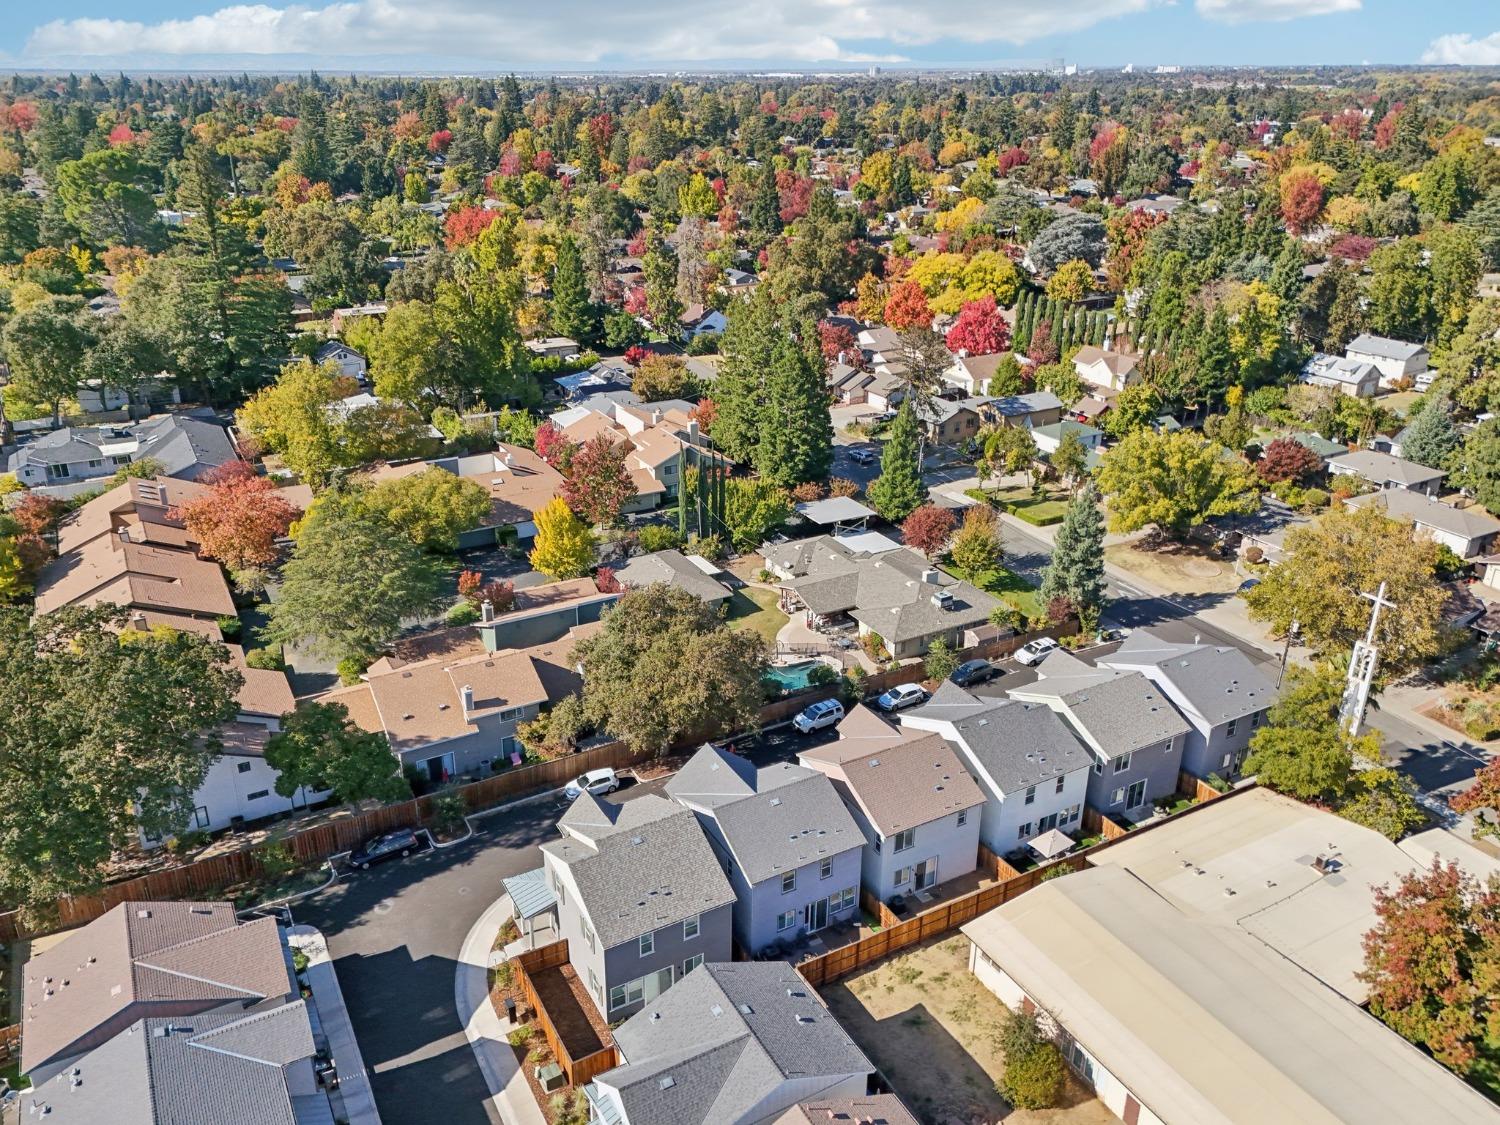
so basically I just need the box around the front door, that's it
[1125,780,1147,810]
[805,897,828,933]
[914,858,938,890]
[642,966,674,1004]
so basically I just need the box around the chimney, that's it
[481,600,495,624]
[502,450,514,468]
[686,419,699,443]
[131,612,148,632]
[921,568,941,585]
[461,685,475,714]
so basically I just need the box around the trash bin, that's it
[504,997,517,1023]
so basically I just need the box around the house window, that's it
[682,954,703,975]
[893,827,916,853]
[1055,775,1066,794]
[246,790,269,800]
[588,968,600,999]
[639,932,655,957]
[1226,718,1238,737]
[1093,759,1103,775]
[1114,752,1133,774]
[1024,785,1036,805]
[776,910,798,932]
[894,867,912,886]
[1252,710,1263,729]
[957,808,968,827]
[608,978,645,1013]
[237,761,252,774]
[781,871,796,894]
[497,708,521,722]
[1066,804,1081,822]
[1125,780,1147,810]
[832,887,856,912]
[682,915,700,941]
[1222,753,1233,769]
[584,922,595,952]
[1111,788,1125,805]
[1018,822,1032,839]
[820,856,833,879]
[46,464,71,480]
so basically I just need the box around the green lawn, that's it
[947,561,1047,620]
[974,485,1071,526]
[725,587,789,646]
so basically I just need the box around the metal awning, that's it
[1029,828,1076,860]
[502,867,558,921]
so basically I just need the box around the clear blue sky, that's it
[4,0,1498,72]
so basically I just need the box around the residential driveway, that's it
[291,777,659,1125]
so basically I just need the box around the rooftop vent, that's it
[136,910,151,919]
[659,1077,676,1090]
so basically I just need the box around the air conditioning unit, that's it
[931,590,954,610]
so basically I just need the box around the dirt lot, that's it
[1105,542,1242,596]
[821,934,1114,1125]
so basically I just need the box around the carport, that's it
[501,867,558,950]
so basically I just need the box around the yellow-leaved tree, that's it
[528,497,597,581]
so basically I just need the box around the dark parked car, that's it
[950,659,1001,687]
[349,828,419,870]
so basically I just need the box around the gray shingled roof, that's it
[1101,631,1276,726]
[20,1002,318,1125]
[8,417,236,480]
[1347,333,1427,362]
[597,962,872,1125]
[1019,670,1192,758]
[1326,449,1445,488]
[1347,489,1500,544]
[613,549,730,604]
[544,794,736,949]
[912,689,1094,795]
[668,753,864,885]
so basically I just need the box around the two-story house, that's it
[1345,333,1432,389]
[799,705,985,902]
[541,793,735,1020]
[1007,651,1191,822]
[586,961,878,1125]
[7,415,239,497]
[666,747,864,955]
[900,683,1094,858]
[1099,629,1276,782]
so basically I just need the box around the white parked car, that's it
[565,767,620,799]
[793,699,845,733]
[1014,637,1060,666]
[876,683,928,713]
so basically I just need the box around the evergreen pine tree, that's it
[749,163,781,237]
[866,402,926,521]
[550,235,599,345]
[756,333,834,486]
[1041,483,1106,620]
[712,288,779,464]
[1197,306,1235,408]
[1401,395,1460,470]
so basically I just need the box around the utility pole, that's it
[1339,582,1395,740]
[1276,617,1299,689]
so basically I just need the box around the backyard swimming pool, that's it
[764,659,826,693]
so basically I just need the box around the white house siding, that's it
[979,768,1090,857]
[859,805,983,902]
[967,943,1168,1125]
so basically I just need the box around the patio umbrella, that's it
[1028,828,1076,861]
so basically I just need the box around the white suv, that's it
[793,699,845,733]
[1015,637,1060,666]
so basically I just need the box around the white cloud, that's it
[1421,31,1500,65]
[1195,0,1359,24]
[24,0,1154,65]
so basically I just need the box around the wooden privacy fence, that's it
[0,739,648,942]
[1081,805,1130,842]
[512,940,618,1089]
[798,782,1250,989]
[0,1023,19,1064]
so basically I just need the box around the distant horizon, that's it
[4,0,1497,73]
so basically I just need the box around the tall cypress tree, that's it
[1041,483,1106,621]
[756,333,834,487]
[749,163,781,237]
[866,402,926,521]
[550,235,599,345]
[713,289,779,464]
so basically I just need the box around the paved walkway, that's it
[288,925,382,1125]
[455,895,547,1125]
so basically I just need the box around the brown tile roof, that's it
[124,609,224,640]
[558,410,627,446]
[21,902,291,1075]
[512,577,604,615]
[218,720,273,757]
[318,682,385,735]
[56,477,209,554]
[823,732,985,837]
[34,534,235,618]
[224,645,295,718]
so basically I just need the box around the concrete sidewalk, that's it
[288,925,382,1125]
[455,895,547,1125]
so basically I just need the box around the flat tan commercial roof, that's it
[964,865,1499,1125]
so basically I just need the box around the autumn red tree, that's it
[11,494,66,539]
[1360,859,1500,1073]
[171,461,297,571]
[427,130,453,154]
[534,421,575,470]
[1256,437,1323,484]
[901,505,956,557]
[690,398,718,433]
[562,434,638,527]
[444,205,500,249]
[883,280,933,331]
[818,321,864,368]
[1028,321,1059,365]
[1279,169,1326,235]
[623,344,651,367]
[458,570,516,612]
[996,147,1029,175]
[946,297,1011,356]
[594,566,622,594]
